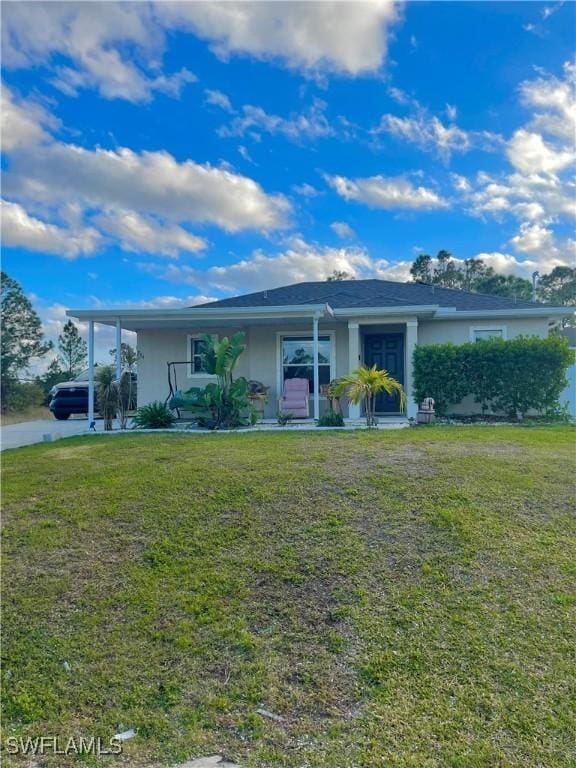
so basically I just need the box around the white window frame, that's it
[187,334,218,378]
[275,330,336,398]
[469,325,507,342]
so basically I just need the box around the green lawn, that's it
[2,426,575,767]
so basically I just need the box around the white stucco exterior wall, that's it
[137,322,349,417]
[136,315,555,417]
[137,326,249,407]
[417,317,551,345]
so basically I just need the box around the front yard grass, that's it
[2,426,575,767]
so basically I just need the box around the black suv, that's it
[49,370,137,420]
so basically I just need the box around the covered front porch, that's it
[69,304,425,424]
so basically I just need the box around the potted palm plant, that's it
[334,365,406,427]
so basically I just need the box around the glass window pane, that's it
[282,336,331,365]
[191,338,206,373]
[281,336,332,391]
[474,329,503,342]
[283,339,313,365]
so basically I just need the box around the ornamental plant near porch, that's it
[175,332,257,430]
[334,365,406,427]
[96,365,118,431]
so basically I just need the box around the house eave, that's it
[67,302,572,328]
[434,307,572,320]
[333,305,440,319]
[67,303,334,326]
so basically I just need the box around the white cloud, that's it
[219,99,335,142]
[506,128,575,174]
[2,2,403,102]
[520,61,576,142]
[89,294,218,310]
[542,2,565,20]
[1,199,101,259]
[376,113,471,157]
[1,83,58,151]
[330,221,356,239]
[138,235,426,298]
[139,236,390,294]
[326,173,449,210]
[2,2,196,102]
[373,259,414,281]
[94,210,207,257]
[512,202,546,221]
[503,63,576,178]
[446,104,458,121]
[204,89,234,112]
[508,223,575,273]
[374,94,502,160]
[292,183,321,198]
[237,145,255,164]
[524,2,566,35]
[450,174,472,193]
[469,251,539,276]
[5,141,291,233]
[159,1,403,77]
[464,170,576,222]
[510,222,555,254]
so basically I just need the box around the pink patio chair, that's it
[278,377,310,418]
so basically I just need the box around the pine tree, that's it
[109,342,141,370]
[1,272,52,409]
[410,254,433,283]
[538,267,576,306]
[58,319,87,376]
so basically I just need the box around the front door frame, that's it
[362,331,405,414]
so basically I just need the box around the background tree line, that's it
[408,250,576,306]
[1,272,137,416]
[327,253,575,308]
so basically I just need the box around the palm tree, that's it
[96,365,118,431]
[334,365,406,427]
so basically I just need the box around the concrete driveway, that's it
[1,417,92,451]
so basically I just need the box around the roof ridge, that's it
[193,277,551,310]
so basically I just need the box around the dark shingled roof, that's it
[197,279,545,312]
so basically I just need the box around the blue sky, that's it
[1,1,575,355]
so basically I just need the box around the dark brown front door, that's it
[363,333,405,413]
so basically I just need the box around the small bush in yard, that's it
[317,410,345,427]
[413,335,574,417]
[133,401,176,429]
[3,382,45,413]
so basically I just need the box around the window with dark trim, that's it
[190,336,207,374]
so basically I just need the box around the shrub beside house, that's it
[413,335,574,418]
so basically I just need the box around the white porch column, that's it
[115,318,122,381]
[312,314,320,420]
[348,322,361,419]
[88,320,95,425]
[405,320,418,419]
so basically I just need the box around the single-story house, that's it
[68,279,570,422]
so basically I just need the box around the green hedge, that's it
[413,335,574,417]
